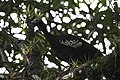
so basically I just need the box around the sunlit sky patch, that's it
[11,27,22,33]
[10,13,18,23]
[13,34,26,40]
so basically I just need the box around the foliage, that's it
[0,0,120,80]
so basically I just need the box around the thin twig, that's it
[0,47,15,74]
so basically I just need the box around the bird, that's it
[31,18,103,64]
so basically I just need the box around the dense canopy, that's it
[0,0,120,80]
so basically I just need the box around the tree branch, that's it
[0,47,15,74]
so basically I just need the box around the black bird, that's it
[31,18,103,63]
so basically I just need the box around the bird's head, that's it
[31,18,46,31]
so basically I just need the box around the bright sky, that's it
[0,0,119,73]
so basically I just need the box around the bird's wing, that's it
[57,35,83,48]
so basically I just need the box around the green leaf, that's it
[100,0,106,6]
[113,2,118,12]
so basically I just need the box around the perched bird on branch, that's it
[31,18,103,64]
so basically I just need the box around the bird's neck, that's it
[37,23,54,44]
[42,28,51,38]
[41,28,54,44]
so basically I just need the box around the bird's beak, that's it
[31,20,35,24]
[31,19,37,26]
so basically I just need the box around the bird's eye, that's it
[31,18,40,24]
[35,19,39,22]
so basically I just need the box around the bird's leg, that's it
[56,62,78,79]
[56,65,73,79]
